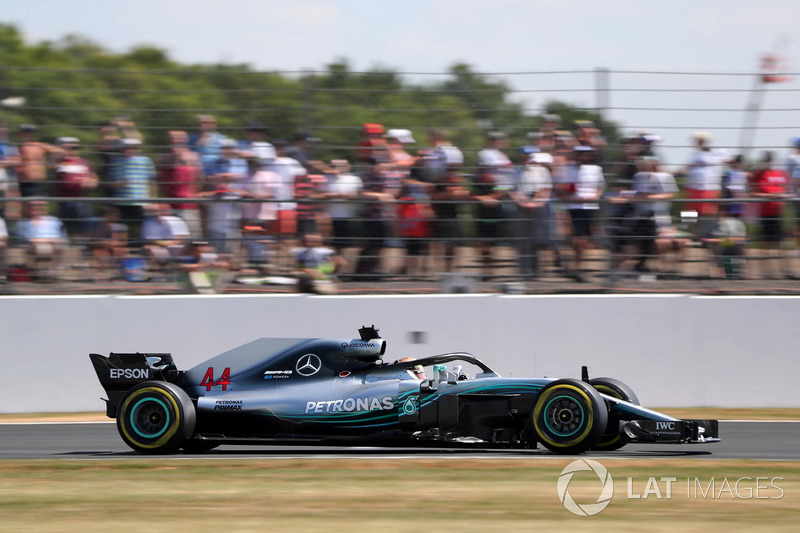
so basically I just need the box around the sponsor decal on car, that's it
[305,396,394,414]
[264,370,293,380]
[109,368,150,379]
[213,400,243,411]
[341,341,378,349]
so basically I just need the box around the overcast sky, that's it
[5,0,800,166]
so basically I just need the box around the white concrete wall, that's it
[1,294,797,412]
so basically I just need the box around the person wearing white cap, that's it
[385,129,418,175]
[683,131,725,238]
[386,129,415,145]
[512,151,554,278]
[563,145,605,281]
[474,131,515,278]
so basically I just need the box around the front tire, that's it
[533,379,607,454]
[590,377,639,451]
[116,381,196,454]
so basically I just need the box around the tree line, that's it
[0,23,622,167]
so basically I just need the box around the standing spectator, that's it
[512,151,553,279]
[355,123,387,165]
[609,157,680,276]
[564,146,605,281]
[53,137,98,239]
[612,135,647,192]
[141,203,190,274]
[574,120,607,161]
[683,131,726,238]
[286,131,330,175]
[236,122,278,265]
[204,139,249,256]
[537,114,562,154]
[189,114,227,178]
[721,154,748,219]
[749,151,790,277]
[420,128,463,184]
[785,137,800,257]
[385,129,418,175]
[16,200,67,278]
[396,178,433,278]
[94,118,141,198]
[429,167,469,274]
[157,130,203,239]
[15,125,63,197]
[419,129,466,273]
[199,178,249,257]
[111,138,156,242]
[354,157,399,278]
[208,138,248,191]
[324,159,363,254]
[240,165,280,269]
[474,131,515,279]
[238,121,276,171]
[89,206,128,281]
[549,130,578,261]
[264,140,304,252]
[294,171,326,237]
[0,215,7,282]
[0,120,20,220]
[704,204,748,279]
[292,232,345,293]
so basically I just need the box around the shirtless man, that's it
[15,125,63,197]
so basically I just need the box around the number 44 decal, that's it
[200,367,231,391]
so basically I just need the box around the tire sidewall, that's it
[533,379,607,454]
[590,377,639,451]
[116,381,196,454]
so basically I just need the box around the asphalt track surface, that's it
[0,421,797,460]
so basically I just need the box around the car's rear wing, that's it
[89,352,180,417]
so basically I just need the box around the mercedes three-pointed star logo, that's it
[296,354,322,377]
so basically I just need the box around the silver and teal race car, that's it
[90,326,719,454]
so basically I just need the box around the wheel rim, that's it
[130,397,171,439]
[543,394,585,437]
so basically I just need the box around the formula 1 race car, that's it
[90,326,719,454]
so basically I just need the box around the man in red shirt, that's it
[750,151,790,277]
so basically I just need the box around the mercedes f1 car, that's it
[90,326,719,454]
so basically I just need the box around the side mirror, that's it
[420,380,438,393]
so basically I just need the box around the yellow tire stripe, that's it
[119,387,181,450]
[533,384,595,449]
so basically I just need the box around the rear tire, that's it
[533,379,607,454]
[590,377,639,451]
[116,381,196,454]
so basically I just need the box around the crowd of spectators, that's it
[1,113,800,287]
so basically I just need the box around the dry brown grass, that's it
[0,458,797,532]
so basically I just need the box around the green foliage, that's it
[0,24,622,165]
